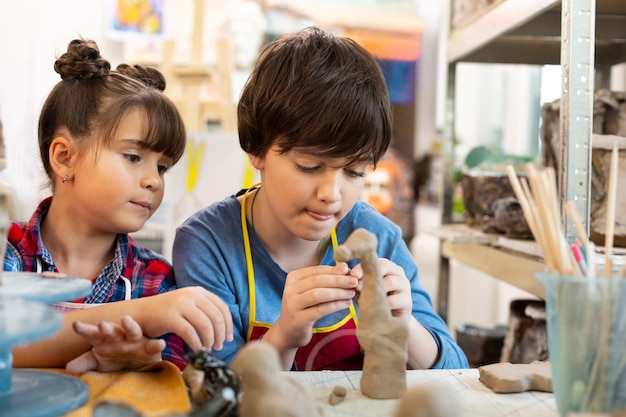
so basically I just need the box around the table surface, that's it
[288,369,559,417]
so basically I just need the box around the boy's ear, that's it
[247,152,264,170]
[49,136,76,179]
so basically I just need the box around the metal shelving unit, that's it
[437,0,626,322]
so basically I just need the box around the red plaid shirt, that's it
[4,197,187,369]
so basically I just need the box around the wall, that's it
[415,1,444,158]
[0,0,124,221]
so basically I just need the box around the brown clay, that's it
[230,342,323,417]
[393,385,460,417]
[478,361,552,393]
[334,228,409,399]
[328,385,347,405]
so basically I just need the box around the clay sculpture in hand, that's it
[334,228,409,399]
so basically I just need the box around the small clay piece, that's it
[328,385,347,405]
[393,385,460,417]
[230,342,323,417]
[334,228,409,399]
[478,360,552,393]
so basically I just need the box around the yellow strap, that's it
[241,185,259,342]
[241,186,354,339]
[330,227,338,255]
[330,227,359,326]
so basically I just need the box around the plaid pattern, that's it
[4,197,186,369]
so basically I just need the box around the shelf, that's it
[431,224,546,298]
[448,0,558,63]
[442,241,546,298]
[437,0,626,322]
[431,224,626,300]
[448,0,626,65]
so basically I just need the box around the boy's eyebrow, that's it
[298,149,325,158]
[293,148,372,164]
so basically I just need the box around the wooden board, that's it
[288,369,558,417]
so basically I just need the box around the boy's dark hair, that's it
[38,38,186,186]
[238,26,392,167]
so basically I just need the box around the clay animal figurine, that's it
[182,348,241,417]
[334,228,409,399]
[229,341,323,417]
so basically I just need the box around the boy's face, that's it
[251,146,370,242]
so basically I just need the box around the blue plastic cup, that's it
[537,272,626,416]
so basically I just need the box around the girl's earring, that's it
[62,174,69,184]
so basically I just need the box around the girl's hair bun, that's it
[54,38,111,81]
[116,63,166,91]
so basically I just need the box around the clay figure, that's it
[229,342,323,417]
[334,228,409,399]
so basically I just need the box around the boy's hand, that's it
[66,315,164,374]
[272,262,357,349]
[350,259,412,322]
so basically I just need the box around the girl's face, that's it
[252,146,371,242]
[71,108,173,234]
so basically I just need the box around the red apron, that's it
[241,186,363,370]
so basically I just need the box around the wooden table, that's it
[289,369,559,417]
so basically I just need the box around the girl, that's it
[4,39,232,372]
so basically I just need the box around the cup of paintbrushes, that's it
[537,272,626,417]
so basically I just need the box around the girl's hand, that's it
[67,315,164,373]
[131,287,234,352]
[271,262,357,349]
[351,259,413,322]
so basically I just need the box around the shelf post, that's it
[437,62,457,323]
[558,0,595,243]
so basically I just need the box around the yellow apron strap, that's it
[241,185,260,342]
[241,186,355,339]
